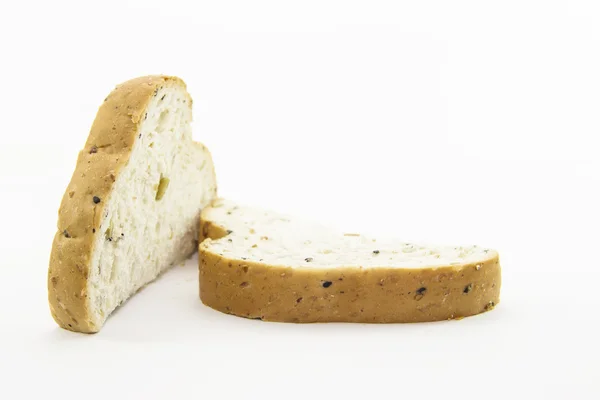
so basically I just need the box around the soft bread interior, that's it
[202,199,496,269]
[88,84,217,327]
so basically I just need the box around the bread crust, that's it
[48,75,189,333]
[199,212,501,323]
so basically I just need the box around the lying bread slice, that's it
[199,199,501,323]
[48,75,217,333]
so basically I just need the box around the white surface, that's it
[203,198,498,268]
[1,1,599,399]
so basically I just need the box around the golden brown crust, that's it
[48,75,187,333]
[198,217,501,323]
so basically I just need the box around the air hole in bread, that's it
[157,109,170,130]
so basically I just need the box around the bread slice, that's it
[199,199,501,323]
[48,75,217,333]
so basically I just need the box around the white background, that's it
[1,0,599,398]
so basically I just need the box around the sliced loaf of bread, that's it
[48,75,217,333]
[199,199,501,323]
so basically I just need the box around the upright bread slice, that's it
[48,75,217,333]
[199,199,501,323]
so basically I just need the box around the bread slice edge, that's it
[198,199,501,323]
